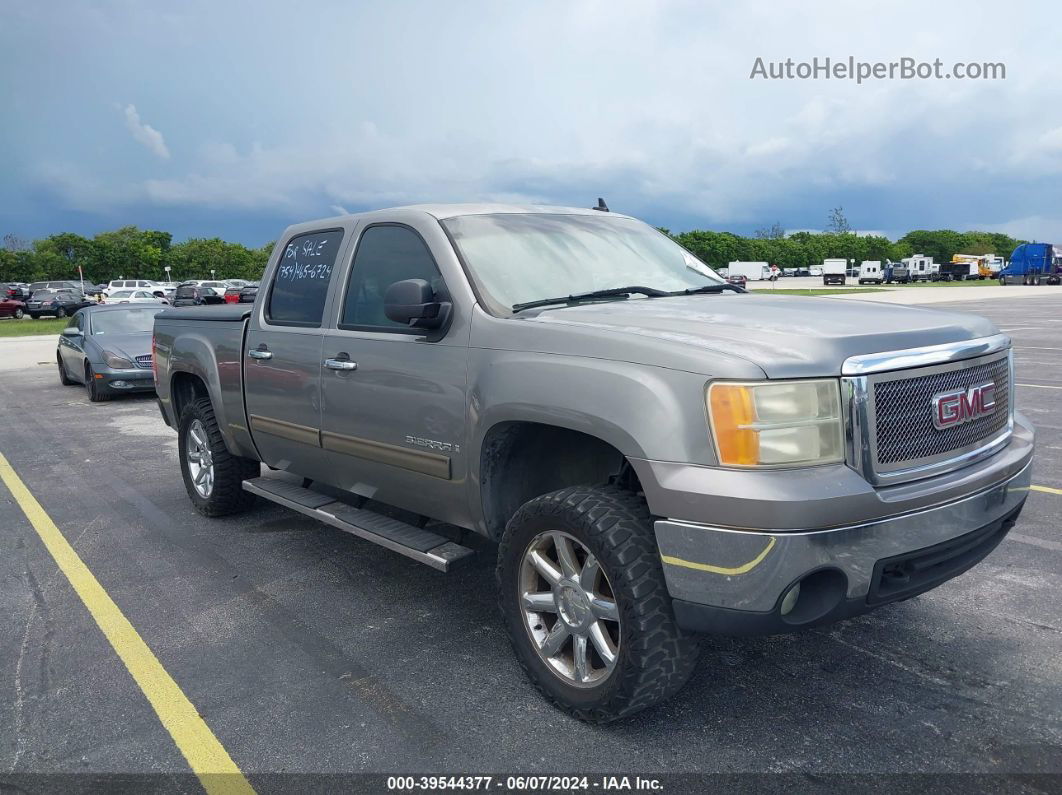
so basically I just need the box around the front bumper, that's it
[655,460,1031,636]
[97,368,155,393]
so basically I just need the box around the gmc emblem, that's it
[932,381,996,430]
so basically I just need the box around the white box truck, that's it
[858,260,883,284]
[822,258,847,285]
[727,261,771,281]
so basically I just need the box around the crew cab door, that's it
[318,221,471,525]
[244,227,347,478]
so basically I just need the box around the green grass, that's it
[0,317,69,337]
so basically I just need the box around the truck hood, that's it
[518,294,999,378]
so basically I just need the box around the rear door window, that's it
[266,229,343,327]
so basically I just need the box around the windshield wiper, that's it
[669,283,746,295]
[512,286,671,313]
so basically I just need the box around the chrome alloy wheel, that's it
[185,419,215,498]
[518,531,621,687]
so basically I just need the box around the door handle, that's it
[248,349,273,360]
[324,358,357,371]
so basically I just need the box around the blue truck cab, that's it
[1000,242,1061,285]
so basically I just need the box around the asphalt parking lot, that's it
[1,295,1060,791]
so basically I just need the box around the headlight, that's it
[706,379,844,467]
[103,351,134,369]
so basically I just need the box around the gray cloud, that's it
[1,1,1060,243]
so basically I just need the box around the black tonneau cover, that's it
[156,305,251,322]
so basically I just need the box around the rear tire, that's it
[178,397,259,517]
[58,355,75,386]
[497,485,699,723]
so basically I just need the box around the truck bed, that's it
[157,305,252,322]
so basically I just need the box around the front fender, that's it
[466,348,721,526]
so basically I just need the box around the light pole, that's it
[210,269,216,281]
[164,265,171,284]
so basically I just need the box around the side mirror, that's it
[62,327,81,337]
[384,279,451,330]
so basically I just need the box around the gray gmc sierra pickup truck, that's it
[153,204,1034,722]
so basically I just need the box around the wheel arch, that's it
[476,420,642,540]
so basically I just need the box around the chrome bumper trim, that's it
[654,461,1031,612]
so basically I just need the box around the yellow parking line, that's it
[0,452,254,795]
[1031,484,1062,496]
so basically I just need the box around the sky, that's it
[2,0,1061,247]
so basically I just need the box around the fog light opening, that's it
[779,583,801,616]
[779,568,847,626]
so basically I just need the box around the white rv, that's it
[858,260,883,284]
[727,261,771,281]
[902,254,936,282]
[822,258,848,285]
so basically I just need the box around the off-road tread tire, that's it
[179,397,259,517]
[497,485,699,723]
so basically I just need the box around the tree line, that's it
[0,222,1028,285]
[0,227,273,285]
[665,228,1026,270]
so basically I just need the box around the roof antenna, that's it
[592,197,609,212]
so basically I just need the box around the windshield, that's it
[441,213,723,313]
[90,307,163,335]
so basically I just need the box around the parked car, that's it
[726,274,748,288]
[104,279,159,297]
[57,304,164,401]
[25,289,92,318]
[153,203,1034,722]
[28,280,86,294]
[5,284,30,301]
[105,289,167,304]
[223,287,243,304]
[0,296,27,319]
[171,284,226,307]
[238,285,260,303]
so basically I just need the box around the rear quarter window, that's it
[266,228,343,327]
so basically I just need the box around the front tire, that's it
[497,486,699,723]
[85,364,112,402]
[14,308,23,319]
[56,307,67,318]
[178,397,259,516]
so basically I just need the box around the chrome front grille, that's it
[135,354,152,368]
[872,355,1010,466]
[841,335,1014,486]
